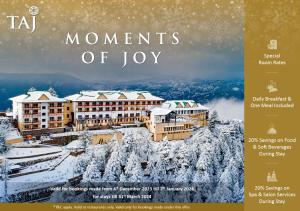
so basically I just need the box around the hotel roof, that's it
[161,100,209,110]
[150,107,173,116]
[65,90,164,102]
[10,91,65,103]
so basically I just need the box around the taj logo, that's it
[6,6,39,33]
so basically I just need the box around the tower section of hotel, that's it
[10,91,66,136]
[65,91,164,131]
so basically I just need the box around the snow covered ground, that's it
[6,155,79,195]
[5,146,62,159]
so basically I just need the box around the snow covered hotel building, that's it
[161,100,209,126]
[10,91,66,136]
[9,90,209,142]
[64,91,164,131]
[147,101,209,141]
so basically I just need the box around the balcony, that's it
[48,120,64,124]
[48,112,64,116]
[23,112,40,117]
[23,121,40,125]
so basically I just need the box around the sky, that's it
[0,0,244,82]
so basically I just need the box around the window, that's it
[85,115,89,119]
[92,115,96,119]
[78,102,82,106]
[99,114,103,118]
[42,112,46,116]
[106,107,110,111]
[118,114,122,118]
[105,114,109,118]
[78,115,82,120]
[42,106,46,109]
[130,113,134,117]
[136,113,140,117]
[50,117,55,121]
[112,102,116,105]
[25,118,29,123]
[57,116,62,121]
[78,108,82,112]
[112,107,116,111]
[124,114,128,118]
[99,107,103,111]
[67,114,69,118]
[42,119,46,122]
[92,102,96,106]
[50,109,55,113]
[92,107,96,111]
[99,102,103,106]
[57,109,62,113]
[42,125,46,128]
[118,107,122,111]
[67,107,70,110]
[85,102,89,106]
[57,123,62,127]
[49,103,54,107]
[57,103,62,107]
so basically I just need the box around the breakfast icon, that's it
[267,80,278,93]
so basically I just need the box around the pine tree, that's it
[48,87,57,96]
[209,110,219,132]
[78,130,92,150]
[28,87,36,92]
[82,158,102,182]
[124,151,144,182]
[0,118,10,153]
[102,150,122,182]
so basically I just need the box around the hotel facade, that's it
[10,90,209,141]
[10,91,66,136]
[65,91,164,131]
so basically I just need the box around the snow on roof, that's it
[162,100,209,110]
[65,90,164,101]
[51,129,119,138]
[5,129,22,141]
[150,107,173,116]
[10,91,65,103]
[66,140,85,150]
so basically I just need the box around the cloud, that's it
[205,98,244,121]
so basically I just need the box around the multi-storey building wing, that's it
[161,100,209,126]
[148,107,194,141]
[65,91,164,131]
[10,91,66,136]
